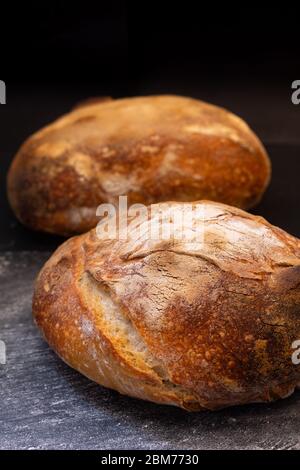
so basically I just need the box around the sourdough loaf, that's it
[33,201,300,410]
[8,95,270,235]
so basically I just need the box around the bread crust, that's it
[8,95,270,236]
[33,201,300,410]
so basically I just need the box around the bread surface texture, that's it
[8,95,270,236]
[33,200,300,410]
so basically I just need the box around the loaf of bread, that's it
[33,200,300,410]
[8,95,270,236]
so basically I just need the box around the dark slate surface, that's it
[1,251,300,450]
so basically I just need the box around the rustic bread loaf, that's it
[8,95,270,236]
[33,200,300,410]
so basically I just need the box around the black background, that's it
[0,2,299,250]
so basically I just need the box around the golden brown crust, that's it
[8,95,270,236]
[33,235,202,410]
[33,201,300,410]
